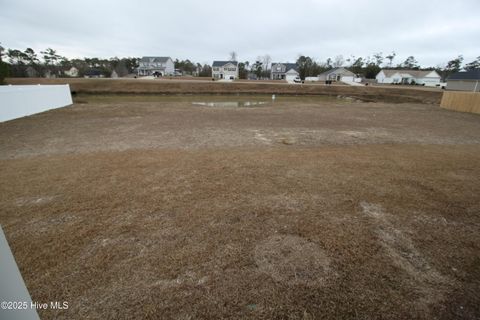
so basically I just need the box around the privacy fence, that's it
[440,91,480,114]
[0,84,72,122]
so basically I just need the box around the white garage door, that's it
[286,74,297,81]
[341,76,354,82]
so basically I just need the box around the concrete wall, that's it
[0,84,72,122]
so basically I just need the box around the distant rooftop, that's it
[140,57,171,63]
[381,69,438,78]
[212,61,238,67]
[447,69,480,80]
[271,63,298,72]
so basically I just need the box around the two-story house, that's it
[137,56,174,76]
[271,63,299,81]
[212,61,239,80]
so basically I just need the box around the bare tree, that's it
[262,54,272,78]
[385,51,396,68]
[372,52,383,66]
[333,55,344,68]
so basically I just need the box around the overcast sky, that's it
[1,0,479,67]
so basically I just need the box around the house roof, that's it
[318,67,355,77]
[85,69,102,76]
[380,69,439,78]
[212,61,238,67]
[285,68,299,74]
[140,56,172,63]
[271,63,299,72]
[447,69,480,80]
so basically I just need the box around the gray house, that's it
[137,56,174,76]
[271,63,299,81]
[318,67,357,82]
[446,69,480,92]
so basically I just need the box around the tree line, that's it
[1,46,479,84]
[0,46,213,81]
[232,51,479,80]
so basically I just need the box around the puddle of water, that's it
[192,101,268,107]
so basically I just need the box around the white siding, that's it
[0,85,72,122]
[447,80,480,92]
[285,69,299,82]
[165,58,175,75]
[341,76,354,82]
[212,63,239,80]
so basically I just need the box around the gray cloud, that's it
[1,0,479,67]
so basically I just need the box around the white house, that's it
[64,67,79,77]
[318,67,357,82]
[137,56,174,76]
[212,61,239,80]
[376,69,441,86]
[271,63,299,81]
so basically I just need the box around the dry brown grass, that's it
[6,77,443,104]
[0,94,479,319]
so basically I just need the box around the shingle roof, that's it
[380,69,439,78]
[212,61,238,67]
[85,69,102,76]
[271,63,298,72]
[140,56,171,63]
[447,69,480,80]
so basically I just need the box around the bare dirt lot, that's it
[1,93,480,319]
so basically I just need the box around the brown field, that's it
[1,89,479,319]
[6,77,443,104]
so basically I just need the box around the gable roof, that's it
[140,56,171,63]
[447,69,480,80]
[318,67,355,77]
[271,62,298,72]
[380,69,439,78]
[285,68,299,74]
[212,61,238,67]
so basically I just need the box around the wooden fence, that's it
[440,91,480,114]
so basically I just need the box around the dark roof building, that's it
[140,57,172,63]
[84,69,103,78]
[447,69,480,80]
[212,61,238,67]
[446,69,480,92]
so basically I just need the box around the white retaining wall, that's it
[0,85,73,122]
